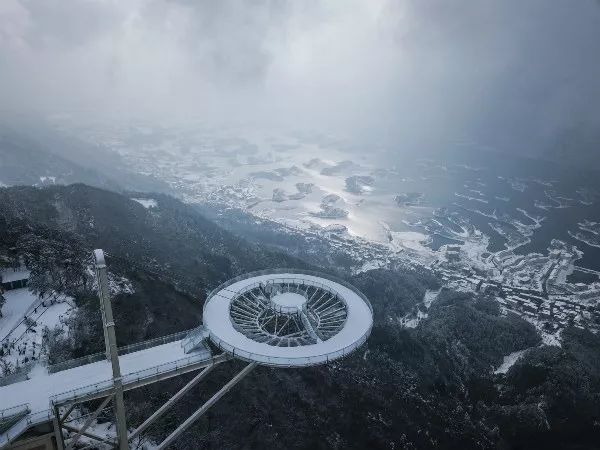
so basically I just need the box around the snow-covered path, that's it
[0,289,39,341]
[0,339,212,412]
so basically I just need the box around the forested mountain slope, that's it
[1,184,599,449]
[0,184,307,295]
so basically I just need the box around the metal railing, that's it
[121,345,212,387]
[48,328,198,374]
[0,404,29,421]
[49,345,213,406]
[226,277,348,345]
[211,329,370,367]
[181,326,209,354]
[0,407,50,447]
[233,277,343,313]
[118,329,193,356]
[1,347,218,444]
[47,352,106,374]
[0,331,215,444]
[206,268,372,316]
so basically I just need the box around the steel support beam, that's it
[94,249,128,450]
[43,355,231,450]
[62,424,115,447]
[59,403,77,425]
[128,364,216,442]
[156,362,257,450]
[65,394,113,450]
[52,409,65,450]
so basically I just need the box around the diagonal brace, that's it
[59,403,77,425]
[65,394,113,450]
[128,364,216,442]
[62,423,116,446]
[156,362,257,450]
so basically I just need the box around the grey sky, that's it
[1,0,599,158]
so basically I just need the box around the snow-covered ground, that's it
[1,288,74,376]
[0,288,40,341]
[85,265,135,296]
[353,259,386,275]
[39,176,56,184]
[400,309,429,328]
[47,119,600,342]
[388,230,430,253]
[0,268,31,284]
[399,289,440,328]
[569,220,600,249]
[65,416,159,450]
[494,349,529,374]
[132,198,158,209]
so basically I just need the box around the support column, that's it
[52,406,65,450]
[94,249,128,450]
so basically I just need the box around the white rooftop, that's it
[271,292,306,309]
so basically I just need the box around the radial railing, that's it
[228,278,348,347]
[206,268,372,315]
[210,326,371,367]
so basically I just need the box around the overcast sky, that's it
[1,0,600,156]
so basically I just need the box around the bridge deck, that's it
[0,338,215,447]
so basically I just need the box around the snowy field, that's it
[494,349,529,374]
[132,197,158,209]
[1,288,74,376]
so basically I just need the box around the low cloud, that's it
[1,0,599,159]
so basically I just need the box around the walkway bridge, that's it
[0,326,219,448]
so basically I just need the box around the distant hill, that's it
[545,125,600,170]
[0,122,168,192]
[0,127,116,189]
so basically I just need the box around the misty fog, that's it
[1,0,600,162]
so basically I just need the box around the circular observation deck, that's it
[203,271,373,367]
